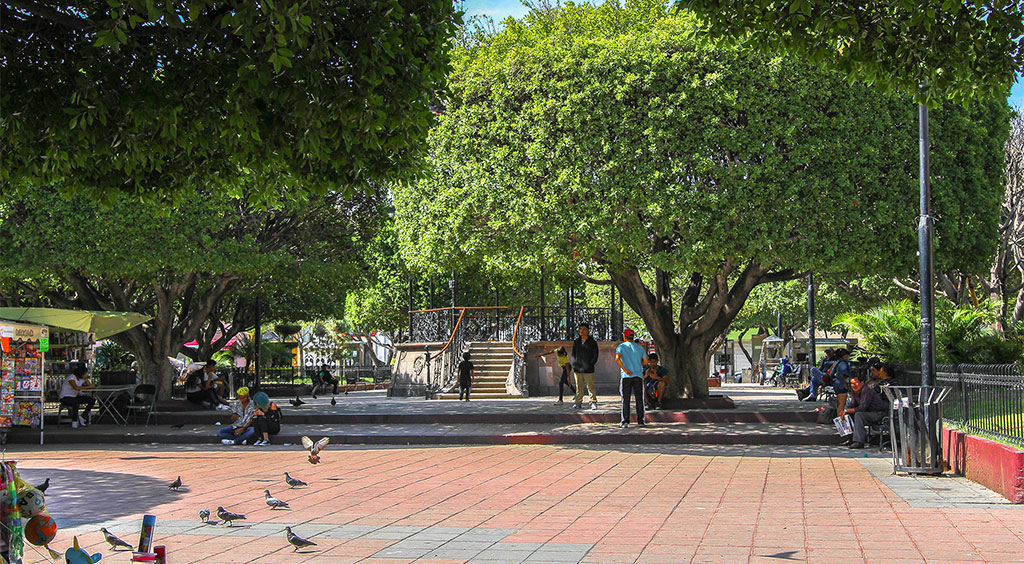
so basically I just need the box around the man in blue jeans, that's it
[615,328,648,428]
[217,386,257,445]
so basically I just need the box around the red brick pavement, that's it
[7,444,1024,563]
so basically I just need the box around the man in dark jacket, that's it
[842,373,888,449]
[571,323,600,409]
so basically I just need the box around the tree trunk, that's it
[608,261,796,400]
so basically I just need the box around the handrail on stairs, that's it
[430,307,467,361]
[511,306,526,358]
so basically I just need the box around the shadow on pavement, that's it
[16,467,182,527]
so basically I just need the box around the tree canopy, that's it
[394,1,1011,397]
[0,187,383,396]
[1,0,460,203]
[676,0,1024,105]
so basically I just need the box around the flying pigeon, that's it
[199,508,210,523]
[285,526,317,552]
[35,478,49,493]
[330,397,336,406]
[100,528,133,550]
[217,506,246,526]
[302,436,330,465]
[264,490,290,509]
[284,472,308,488]
[168,476,182,490]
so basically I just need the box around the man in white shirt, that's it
[59,364,95,428]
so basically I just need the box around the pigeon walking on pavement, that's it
[285,527,317,552]
[35,478,49,493]
[100,528,133,550]
[289,396,305,407]
[284,472,308,488]
[217,506,246,526]
[168,476,182,490]
[330,396,336,406]
[302,436,330,465]
[199,508,210,523]
[264,490,290,509]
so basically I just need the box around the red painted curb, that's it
[942,427,1024,504]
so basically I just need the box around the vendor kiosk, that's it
[0,322,47,445]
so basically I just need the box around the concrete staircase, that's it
[435,342,521,399]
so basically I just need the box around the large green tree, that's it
[1,0,460,202]
[676,0,1023,104]
[0,187,382,397]
[395,2,1010,398]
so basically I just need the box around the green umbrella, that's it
[0,307,151,340]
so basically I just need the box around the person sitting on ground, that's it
[643,353,670,410]
[251,391,282,446]
[798,348,836,401]
[312,363,339,398]
[60,364,96,429]
[218,386,257,445]
[457,352,473,401]
[537,346,575,404]
[840,373,888,449]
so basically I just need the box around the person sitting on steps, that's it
[643,353,669,410]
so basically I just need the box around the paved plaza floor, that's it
[8,442,1024,564]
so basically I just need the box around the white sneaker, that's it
[221,439,234,445]
[590,403,599,410]
[71,421,79,429]
[78,416,88,427]
[255,439,269,446]
[216,404,229,411]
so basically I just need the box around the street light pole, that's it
[919,103,937,387]
[807,274,816,368]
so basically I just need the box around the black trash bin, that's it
[881,385,950,475]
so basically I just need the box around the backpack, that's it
[816,405,837,425]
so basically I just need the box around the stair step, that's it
[436,393,522,400]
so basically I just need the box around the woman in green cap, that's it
[252,391,282,446]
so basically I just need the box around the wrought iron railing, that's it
[509,306,529,396]
[426,307,469,394]
[410,306,616,343]
[892,363,1024,448]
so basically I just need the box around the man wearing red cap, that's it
[615,328,648,428]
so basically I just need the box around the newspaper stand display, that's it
[0,322,47,445]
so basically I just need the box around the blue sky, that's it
[462,0,1023,109]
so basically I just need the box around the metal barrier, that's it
[883,386,950,475]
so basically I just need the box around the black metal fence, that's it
[409,306,621,343]
[892,363,1024,448]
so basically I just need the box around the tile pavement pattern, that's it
[8,444,1024,563]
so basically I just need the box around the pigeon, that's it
[168,476,182,490]
[289,397,305,407]
[264,489,290,509]
[100,528,133,550]
[285,526,317,552]
[302,436,330,465]
[217,506,246,526]
[199,508,210,523]
[35,478,49,493]
[330,396,336,406]
[284,472,308,488]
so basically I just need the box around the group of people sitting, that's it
[215,386,283,446]
[797,348,894,449]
